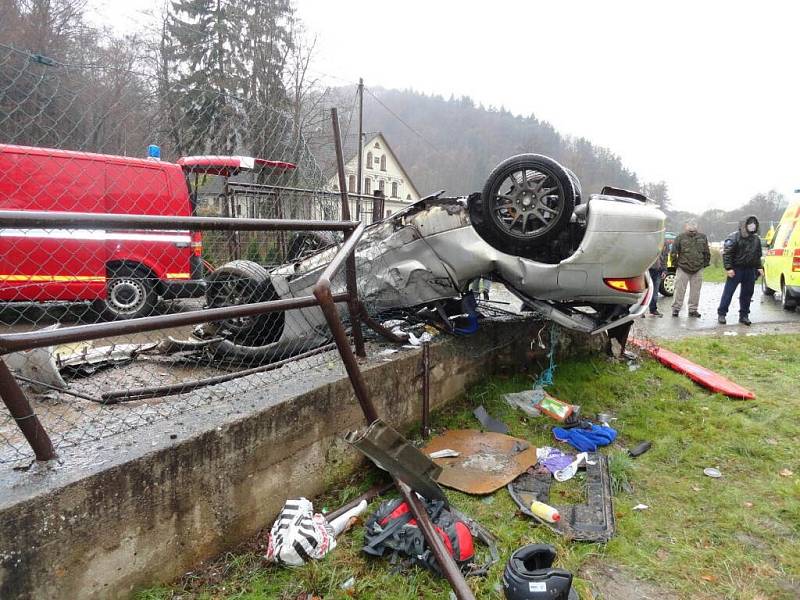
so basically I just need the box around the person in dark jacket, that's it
[646,242,669,317]
[717,215,763,325]
[670,220,711,317]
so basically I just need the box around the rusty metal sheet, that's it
[422,429,537,495]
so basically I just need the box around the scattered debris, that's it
[703,467,722,478]
[553,423,617,452]
[473,405,510,434]
[328,500,368,536]
[340,576,356,591]
[405,331,434,347]
[534,393,577,422]
[628,441,652,458]
[630,338,755,399]
[429,449,460,459]
[265,498,337,565]
[529,500,561,523]
[779,468,794,478]
[723,331,738,336]
[56,342,159,376]
[508,453,616,542]
[5,336,67,391]
[596,412,615,425]
[535,446,575,474]
[345,419,446,503]
[503,391,541,417]
[502,544,578,600]
[633,503,649,511]
[554,452,596,482]
[423,430,537,495]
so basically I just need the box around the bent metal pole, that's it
[0,359,56,461]
[313,289,475,599]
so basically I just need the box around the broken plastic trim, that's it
[345,419,447,505]
[507,452,615,543]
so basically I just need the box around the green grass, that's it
[136,334,800,600]
[703,265,728,283]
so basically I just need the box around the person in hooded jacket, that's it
[717,215,763,325]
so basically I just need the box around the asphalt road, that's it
[638,281,800,339]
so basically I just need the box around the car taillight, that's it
[191,231,203,257]
[793,249,800,272]
[604,276,646,293]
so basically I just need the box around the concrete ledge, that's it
[0,318,602,599]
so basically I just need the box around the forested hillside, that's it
[321,86,641,198]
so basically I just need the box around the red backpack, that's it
[362,498,476,575]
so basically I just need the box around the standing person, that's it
[670,220,711,317]
[646,242,669,317]
[717,215,763,325]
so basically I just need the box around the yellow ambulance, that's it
[762,199,800,310]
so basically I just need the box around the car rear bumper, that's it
[161,279,206,299]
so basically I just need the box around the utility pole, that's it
[356,77,364,220]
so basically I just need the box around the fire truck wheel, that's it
[105,265,158,320]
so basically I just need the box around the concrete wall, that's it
[0,319,601,600]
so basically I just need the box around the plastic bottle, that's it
[530,501,561,523]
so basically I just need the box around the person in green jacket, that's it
[670,219,711,317]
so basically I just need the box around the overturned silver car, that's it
[204,154,666,362]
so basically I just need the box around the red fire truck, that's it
[0,144,294,319]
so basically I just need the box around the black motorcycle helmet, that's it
[502,544,578,600]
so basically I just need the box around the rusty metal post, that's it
[0,359,56,461]
[314,284,379,424]
[344,230,366,358]
[395,478,476,600]
[330,107,351,221]
[421,341,431,438]
[331,108,366,357]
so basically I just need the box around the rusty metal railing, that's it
[0,109,475,598]
[0,209,365,460]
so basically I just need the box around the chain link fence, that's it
[0,43,399,465]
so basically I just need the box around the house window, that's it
[378,179,385,193]
[366,152,373,169]
[364,178,371,194]
[348,175,355,191]
[386,209,393,217]
[391,182,398,197]
[380,155,386,171]
[333,183,339,191]
[406,194,411,200]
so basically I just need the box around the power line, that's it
[364,86,440,153]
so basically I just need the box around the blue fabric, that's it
[552,424,618,452]
[717,267,757,318]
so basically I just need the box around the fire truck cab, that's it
[0,144,294,319]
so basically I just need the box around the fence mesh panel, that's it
[0,44,398,464]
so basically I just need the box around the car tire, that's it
[469,154,576,257]
[781,279,797,311]
[659,271,676,297]
[204,260,285,352]
[104,265,158,320]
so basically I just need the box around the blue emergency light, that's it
[147,145,161,160]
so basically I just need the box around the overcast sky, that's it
[90,0,800,212]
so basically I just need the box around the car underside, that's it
[203,154,666,363]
